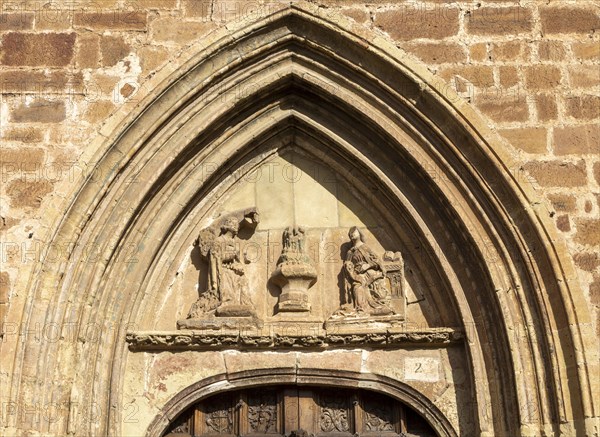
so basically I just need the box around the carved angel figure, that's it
[341,226,394,316]
[187,208,259,319]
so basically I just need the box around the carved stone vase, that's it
[271,226,317,312]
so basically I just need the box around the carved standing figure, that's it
[342,226,393,316]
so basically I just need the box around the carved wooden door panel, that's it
[163,387,437,437]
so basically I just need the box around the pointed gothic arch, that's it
[6,3,597,436]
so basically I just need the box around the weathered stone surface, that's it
[0,12,34,30]
[0,147,45,166]
[1,128,44,144]
[10,100,66,123]
[5,179,54,208]
[297,350,362,372]
[75,33,100,69]
[535,93,558,122]
[0,70,83,93]
[538,41,566,61]
[1,32,76,66]
[342,8,369,24]
[540,6,600,35]
[594,162,600,185]
[466,6,533,35]
[403,42,466,64]
[548,194,577,213]
[490,41,527,61]
[469,43,488,62]
[73,11,147,30]
[100,35,130,66]
[522,160,587,187]
[151,18,215,43]
[498,66,519,88]
[574,219,600,246]
[499,127,547,154]
[439,66,495,88]
[84,101,116,124]
[553,125,600,155]
[524,65,562,90]
[476,95,529,122]
[182,0,212,18]
[572,41,600,60]
[565,95,600,120]
[556,215,571,232]
[569,66,600,89]
[0,272,10,303]
[574,252,600,272]
[375,6,460,40]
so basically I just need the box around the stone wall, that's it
[0,0,598,434]
[2,0,596,343]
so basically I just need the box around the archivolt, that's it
[7,3,596,436]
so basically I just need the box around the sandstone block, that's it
[535,93,558,122]
[0,147,45,167]
[524,65,562,90]
[0,12,34,30]
[499,66,519,88]
[439,66,494,88]
[100,35,130,66]
[538,41,566,61]
[0,70,83,94]
[403,42,466,64]
[151,18,215,44]
[499,127,547,154]
[1,32,76,67]
[182,0,212,18]
[1,127,44,144]
[540,6,600,35]
[10,100,66,123]
[574,219,600,246]
[84,101,116,124]
[565,95,600,120]
[342,8,369,24]
[594,162,600,185]
[572,42,600,61]
[466,6,533,35]
[574,252,600,272]
[6,179,54,208]
[136,0,178,8]
[490,41,527,61]
[76,33,100,69]
[522,160,587,187]
[73,11,147,30]
[556,215,571,232]
[469,43,488,62]
[553,125,600,155]
[476,96,529,123]
[569,66,600,89]
[375,6,460,40]
[547,194,576,213]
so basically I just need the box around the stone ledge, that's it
[126,327,463,351]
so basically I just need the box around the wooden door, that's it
[163,386,437,437]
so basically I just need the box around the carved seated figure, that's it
[332,227,398,319]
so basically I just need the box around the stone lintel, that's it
[126,327,463,351]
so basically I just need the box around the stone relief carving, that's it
[178,208,261,330]
[271,226,317,312]
[329,227,405,321]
